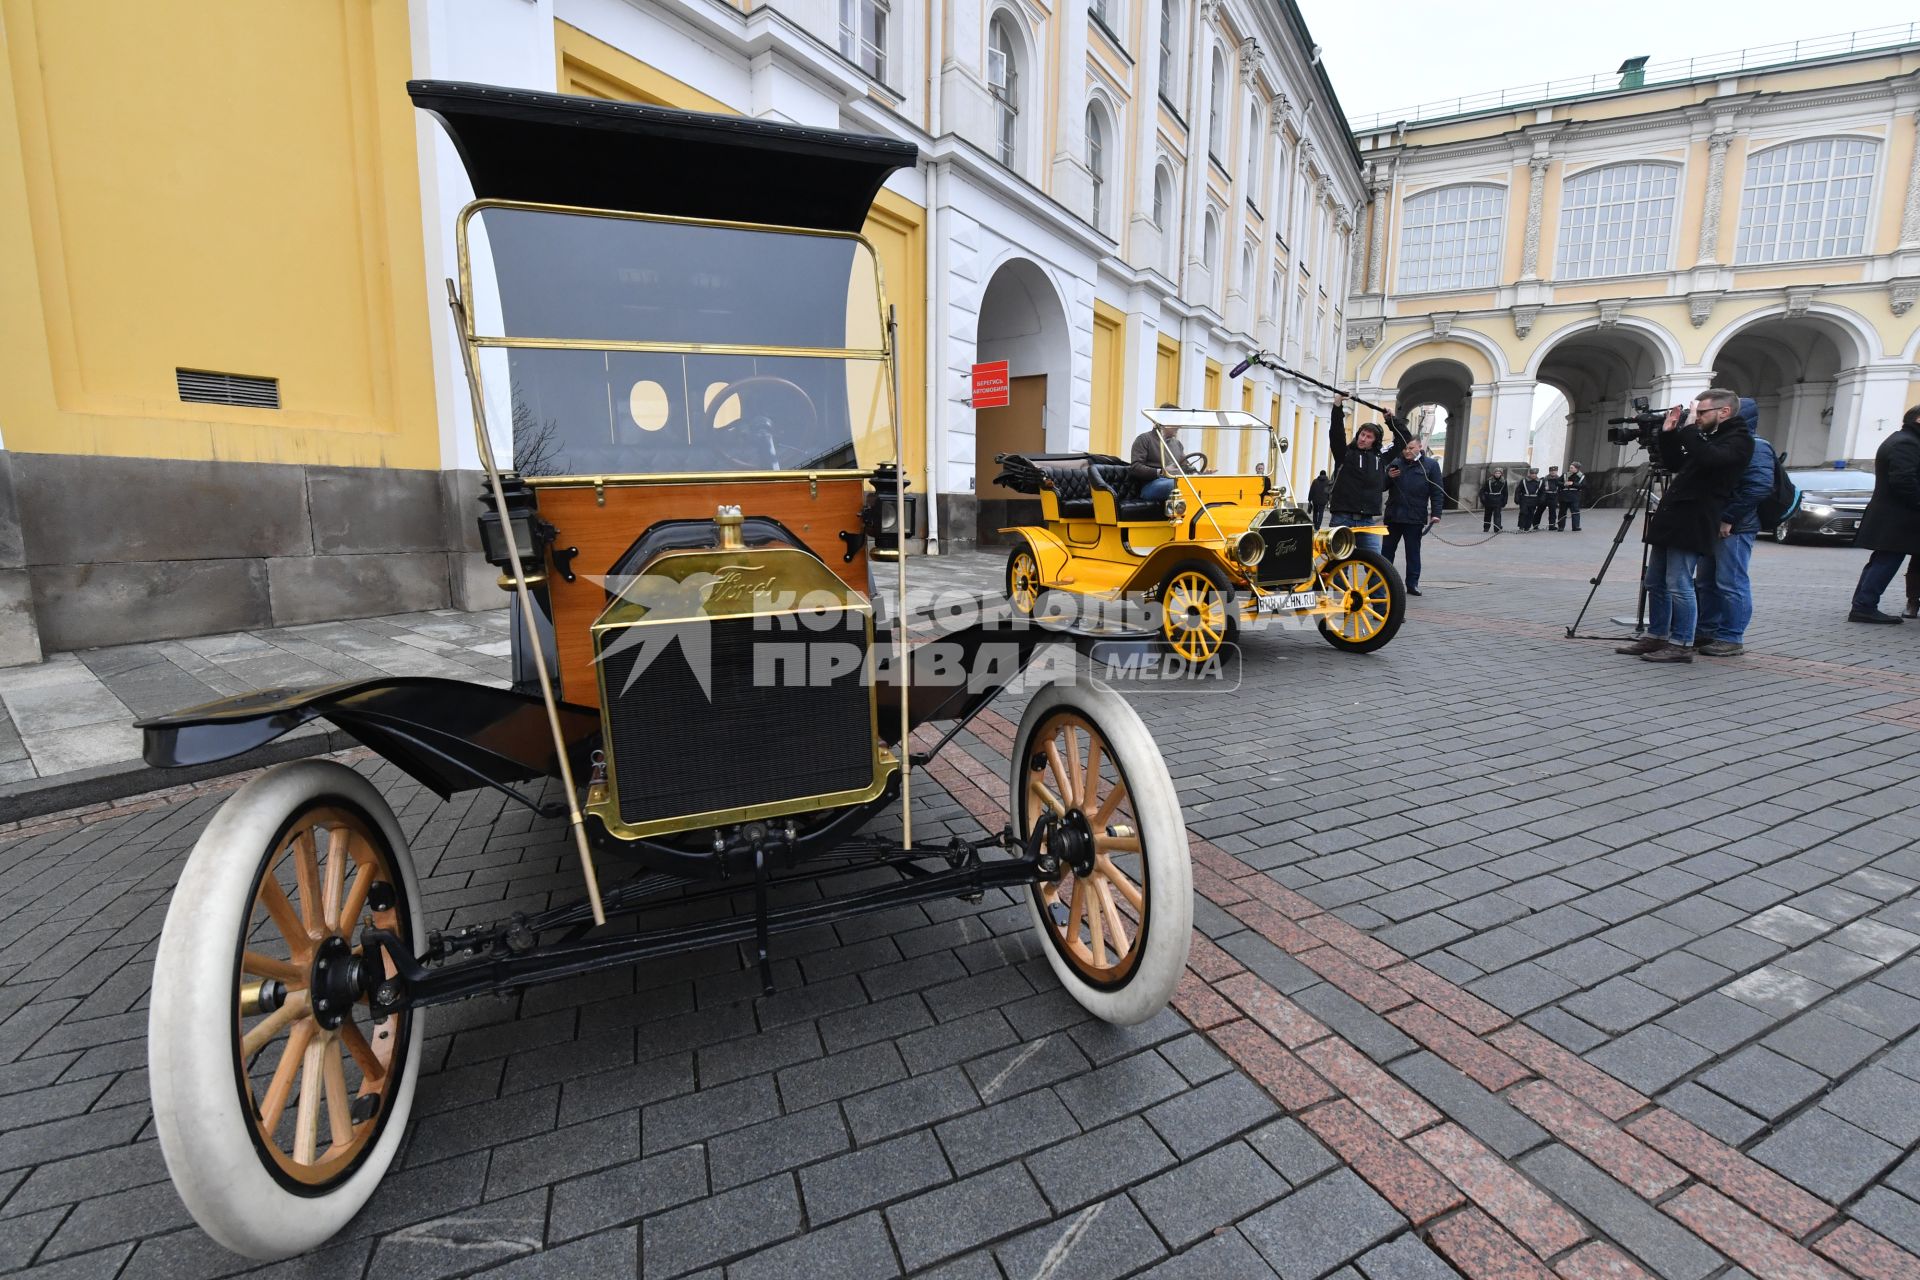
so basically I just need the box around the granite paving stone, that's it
[9,544,1920,1277]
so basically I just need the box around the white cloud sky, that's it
[1295,4,1919,127]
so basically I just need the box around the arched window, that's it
[1397,183,1505,292]
[1736,138,1878,264]
[1246,104,1262,195]
[1203,210,1220,271]
[1152,163,1173,229]
[988,17,1020,168]
[1086,105,1108,232]
[1555,162,1677,280]
[1268,269,1281,318]
[1275,142,1291,233]
[1208,48,1227,157]
[1157,1,1179,99]
[837,0,889,81]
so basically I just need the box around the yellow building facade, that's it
[0,0,1360,659]
[1342,37,1920,502]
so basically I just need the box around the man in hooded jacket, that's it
[1327,393,1411,552]
[1693,398,1772,656]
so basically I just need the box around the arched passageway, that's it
[1709,315,1871,468]
[1532,326,1674,501]
[973,257,1070,544]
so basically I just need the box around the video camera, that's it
[1605,396,1675,449]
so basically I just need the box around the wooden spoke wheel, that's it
[1013,678,1190,1024]
[150,762,424,1260]
[1006,545,1042,617]
[1157,561,1237,663]
[1316,548,1406,654]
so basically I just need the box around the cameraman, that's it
[1328,393,1411,552]
[1561,463,1588,531]
[1616,388,1753,664]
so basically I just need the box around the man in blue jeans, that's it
[1847,404,1920,624]
[1694,399,1772,656]
[1616,388,1753,664]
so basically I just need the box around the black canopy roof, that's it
[409,81,917,233]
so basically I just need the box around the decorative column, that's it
[1365,167,1391,294]
[1520,153,1552,279]
[1697,132,1735,264]
[1346,206,1366,296]
[1900,108,1920,249]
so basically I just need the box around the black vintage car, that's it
[1771,466,1874,543]
[136,83,1192,1260]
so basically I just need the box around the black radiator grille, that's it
[598,613,874,827]
[1254,518,1316,588]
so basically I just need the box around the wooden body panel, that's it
[535,477,870,700]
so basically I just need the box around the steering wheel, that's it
[1177,451,1210,476]
[700,376,819,467]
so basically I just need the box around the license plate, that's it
[1258,591,1320,613]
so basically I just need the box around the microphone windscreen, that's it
[1228,358,1251,378]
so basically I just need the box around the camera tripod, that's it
[1565,464,1670,640]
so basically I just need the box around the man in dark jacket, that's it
[1308,471,1330,528]
[1481,468,1509,531]
[1542,468,1565,530]
[1616,388,1753,663]
[1516,470,1546,531]
[1129,412,1186,503]
[1328,393,1411,552]
[1382,437,1443,594]
[1694,398,1773,656]
[1561,463,1588,531]
[1846,404,1920,624]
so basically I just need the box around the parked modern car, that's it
[1773,467,1874,543]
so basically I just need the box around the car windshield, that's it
[1792,470,1874,493]
[1137,409,1280,478]
[463,206,893,476]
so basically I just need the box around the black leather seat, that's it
[1092,463,1164,521]
[1043,464,1095,517]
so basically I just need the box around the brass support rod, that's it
[444,280,606,926]
[887,305,910,850]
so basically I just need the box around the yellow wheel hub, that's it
[1325,560,1390,642]
[1010,551,1039,615]
[1162,571,1226,661]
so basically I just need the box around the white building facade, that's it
[414,0,1367,548]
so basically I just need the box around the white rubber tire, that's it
[148,761,425,1260]
[1014,676,1192,1025]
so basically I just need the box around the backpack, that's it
[1756,444,1799,528]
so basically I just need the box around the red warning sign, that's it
[970,360,1010,409]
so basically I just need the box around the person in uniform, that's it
[1561,463,1587,531]
[1516,469,1545,531]
[1543,467,1565,530]
[1480,468,1508,532]
[1308,470,1330,529]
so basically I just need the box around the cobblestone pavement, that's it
[1,523,1919,1279]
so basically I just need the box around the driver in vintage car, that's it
[1129,406,1205,500]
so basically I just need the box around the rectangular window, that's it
[1736,138,1877,265]
[1397,184,1505,292]
[838,0,888,81]
[1555,163,1677,280]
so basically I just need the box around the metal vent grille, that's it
[176,369,280,408]
[599,614,874,827]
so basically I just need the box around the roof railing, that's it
[1349,23,1920,133]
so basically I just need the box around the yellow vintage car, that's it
[996,408,1405,660]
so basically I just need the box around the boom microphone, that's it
[1228,357,1251,378]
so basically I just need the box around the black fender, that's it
[136,678,600,804]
